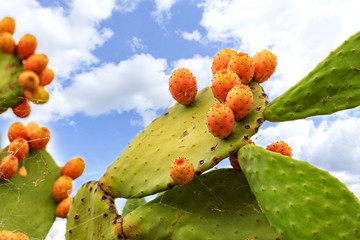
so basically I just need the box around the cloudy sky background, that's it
[0,0,360,239]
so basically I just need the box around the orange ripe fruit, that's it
[0,155,19,180]
[18,70,40,91]
[23,53,48,74]
[61,157,86,180]
[55,197,73,218]
[0,230,16,240]
[14,232,30,240]
[266,141,292,157]
[39,68,55,86]
[8,122,28,142]
[252,50,277,83]
[227,52,255,85]
[12,99,31,118]
[16,33,37,60]
[206,103,235,139]
[225,84,253,121]
[27,126,50,150]
[211,68,241,102]
[24,86,49,105]
[0,32,16,54]
[0,16,15,35]
[170,157,195,185]
[168,68,197,105]
[211,48,237,75]
[7,138,29,161]
[52,175,73,203]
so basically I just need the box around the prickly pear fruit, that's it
[266,141,292,157]
[0,32,15,54]
[225,84,253,121]
[14,232,29,240]
[0,230,15,239]
[61,157,85,180]
[12,99,31,118]
[227,52,255,84]
[52,175,73,203]
[0,155,19,180]
[169,68,197,105]
[24,86,49,104]
[206,103,235,139]
[16,33,37,60]
[23,53,48,74]
[8,122,28,142]
[252,50,277,83]
[25,121,39,138]
[18,70,40,91]
[27,126,50,150]
[170,157,195,185]
[0,16,15,35]
[18,166,27,178]
[55,197,73,218]
[211,48,237,75]
[211,68,241,102]
[7,137,29,161]
[39,68,54,86]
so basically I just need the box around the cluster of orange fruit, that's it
[0,16,54,118]
[0,230,29,240]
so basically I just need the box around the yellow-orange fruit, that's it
[266,141,292,157]
[8,122,28,142]
[169,68,197,105]
[18,70,40,91]
[39,68,54,86]
[61,157,85,180]
[0,155,19,180]
[211,48,237,75]
[225,84,253,121]
[227,52,255,84]
[23,53,48,74]
[55,197,73,218]
[18,166,27,178]
[28,126,50,150]
[52,175,73,203]
[7,138,29,161]
[211,68,241,102]
[16,33,37,60]
[252,50,277,83]
[0,32,16,54]
[170,157,194,185]
[14,232,29,240]
[0,16,15,34]
[0,230,15,240]
[12,99,31,118]
[206,103,235,139]
[24,86,49,104]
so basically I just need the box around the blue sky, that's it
[1,0,360,239]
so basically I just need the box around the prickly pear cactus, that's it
[122,198,146,217]
[265,31,360,122]
[0,147,60,239]
[65,181,122,240]
[0,51,23,112]
[122,168,278,240]
[100,82,267,198]
[237,144,360,239]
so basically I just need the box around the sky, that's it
[0,0,360,239]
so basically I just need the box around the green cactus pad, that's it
[238,144,360,239]
[265,31,360,122]
[0,51,24,112]
[122,198,146,217]
[0,147,60,239]
[122,168,278,240]
[99,82,268,198]
[65,181,122,240]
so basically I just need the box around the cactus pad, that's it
[265,31,360,122]
[65,181,122,240]
[122,168,278,240]
[238,144,360,239]
[0,147,60,239]
[0,51,24,112]
[122,198,146,217]
[99,82,268,198]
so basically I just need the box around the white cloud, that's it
[151,0,179,24]
[129,36,146,52]
[115,0,141,13]
[182,30,203,42]
[45,218,66,240]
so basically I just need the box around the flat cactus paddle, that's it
[265,31,360,122]
[66,181,122,240]
[122,198,146,217]
[238,144,360,239]
[0,51,24,112]
[0,147,60,239]
[122,168,278,240]
[99,82,268,198]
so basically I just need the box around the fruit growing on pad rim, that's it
[170,157,195,185]
[211,48,237,75]
[211,68,241,102]
[27,126,50,150]
[0,16,15,34]
[227,52,255,84]
[16,33,37,60]
[61,157,86,180]
[252,50,277,83]
[52,175,73,203]
[8,122,28,142]
[225,84,253,121]
[0,32,15,54]
[18,70,40,91]
[206,103,235,139]
[12,99,31,118]
[7,137,29,161]
[169,68,197,105]
[56,197,73,218]
[23,53,48,74]
[0,155,19,180]
[266,141,292,157]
